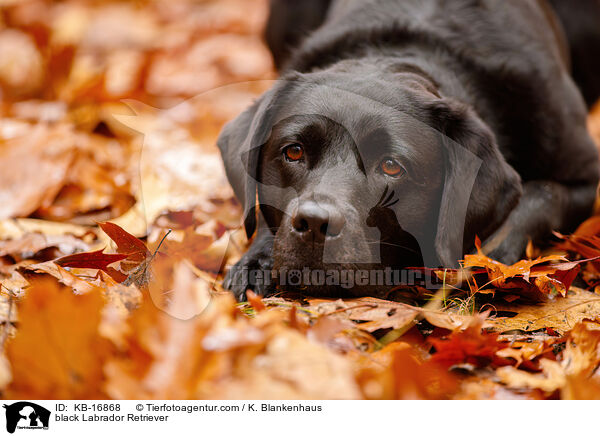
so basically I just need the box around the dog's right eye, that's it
[282,143,304,162]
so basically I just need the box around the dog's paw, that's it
[223,250,274,302]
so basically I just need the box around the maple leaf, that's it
[555,216,600,287]
[99,221,150,270]
[429,313,509,368]
[55,249,129,271]
[496,340,550,369]
[5,278,112,399]
[461,237,586,300]
[49,221,149,277]
[121,229,172,289]
[51,222,168,289]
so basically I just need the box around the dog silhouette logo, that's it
[3,402,50,433]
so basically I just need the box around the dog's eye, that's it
[283,143,304,162]
[380,158,405,177]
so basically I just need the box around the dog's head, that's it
[218,61,522,296]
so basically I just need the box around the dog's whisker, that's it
[381,186,390,202]
[382,198,399,208]
[364,240,421,253]
[384,189,395,205]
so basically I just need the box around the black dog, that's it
[218,0,600,300]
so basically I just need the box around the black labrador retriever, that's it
[218,0,600,300]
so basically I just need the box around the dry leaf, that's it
[497,319,600,397]
[485,287,600,334]
[5,278,111,399]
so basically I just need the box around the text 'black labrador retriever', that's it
[218,0,600,300]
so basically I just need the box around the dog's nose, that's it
[292,201,345,241]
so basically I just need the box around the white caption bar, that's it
[0,400,596,435]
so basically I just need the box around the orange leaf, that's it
[246,290,266,312]
[357,342,457,399]
[429,314,508,368]
[5,278,111,399]
[462,251,585,300]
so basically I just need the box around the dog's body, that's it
[218,0,600,300]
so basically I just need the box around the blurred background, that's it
[0,0,274,228]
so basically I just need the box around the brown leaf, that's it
[497,319,600,397]
[0,233,91,259]
[485,287,600,334]
[56,249,128,271]
[455,377,544,399]
[422,310,481,331]
[5,278,111,399]
[99,221,150,267]
[307,297,419,332]
[23,261,102,295]
[0,123,78,219]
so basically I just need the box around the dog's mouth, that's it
[270,227,425,297]
[269,262,427,298]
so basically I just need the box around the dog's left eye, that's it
[283,143,304,162]
[380,158,405,177]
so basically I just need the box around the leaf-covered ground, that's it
[2,0,600,400]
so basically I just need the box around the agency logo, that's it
[2,402,50,434]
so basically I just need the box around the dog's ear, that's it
[431,99,522,267]
[217,91,278,239]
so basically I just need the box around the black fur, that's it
[218,0,600,300]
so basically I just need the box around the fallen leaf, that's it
[307,297,419,332]
[0,218,96,240]
[99,221,150,270]
[0,123,79,219]
[429,313,508,368]
[5,278,111,399]
[23,261,103,295]
[356,342,457,399]
[497,319,600,398]
[485,287,600,334]
[56,249,128,271]
[462,244,584,300]
[0,232,92,259]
